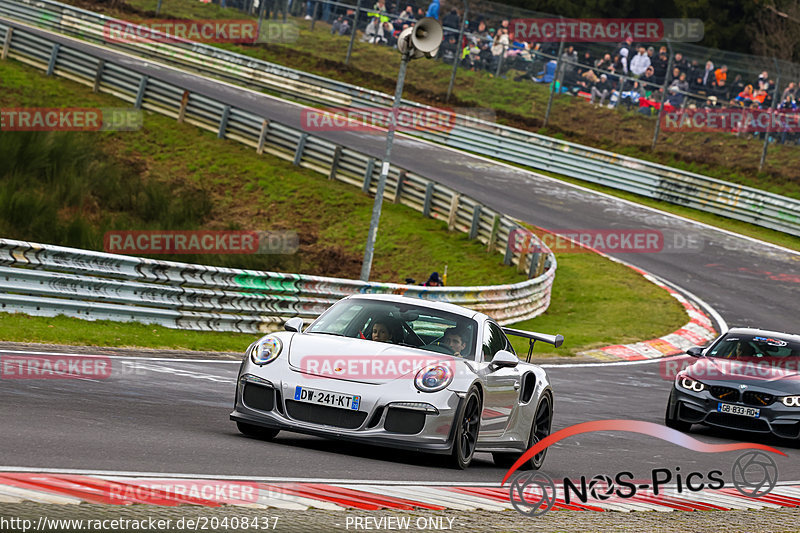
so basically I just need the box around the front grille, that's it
[710,386,739,402]
[743,390,775,407]
[706,412,770,432]
[242,382,275,412]
[285,400,367,429]
[384,408,426,434]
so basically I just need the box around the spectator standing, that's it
[711,78,729,101]
[672,52,688,74]
[399,5,414,22]
[629,46,651,77]
[701,61,715,87]
[714,64,727,85]
[782,82,798,102]
[652,50,669,84]
[439,35,458,64]
[442,8,459,36]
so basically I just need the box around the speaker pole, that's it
[360,50,411,282]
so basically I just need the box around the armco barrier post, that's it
[218,105,231,139]
[92,59,104,92]
[487,214,499,252]
[362,158,375,192]
[257,119,270,154]
[134,76,148,110]
[178,90,190,123]
[393,170,406,203]
[422,182,434,217]
[447,194,460,230]
[329,145,341,179]
[503,237,514,265]
[1,27,12,60]
[46,43,59,76]
[469,206,481,239]
[293,133,308,165]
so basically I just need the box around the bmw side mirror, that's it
[491,350,519,368]
[284,317,304,333]
[686,346,703,358]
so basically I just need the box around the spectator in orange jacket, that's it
[714,65,727,85]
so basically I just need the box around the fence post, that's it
[328,145,341,179]
[345,0,362,65]
[469,205,481,239]
[393,170,406,203]
[1,27,13,60]
[445,1,468,102]
[134,76,148,109]
[92,59,105,93]
[759,59,781,171]
[362,157,375,192]
[543,39,565,128]
[422,182,435,217]
[447,194,460,230]
[46,43,60,76]
[495,44,507,77]
[310,1,320,31]
[177,90,190,123]
[217,105,231,139]
[651,41,674,149]
[487,214,499,252]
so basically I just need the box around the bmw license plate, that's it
[717,403,760,418]
[294,386,360,410]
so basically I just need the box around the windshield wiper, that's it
[309,331,345,337]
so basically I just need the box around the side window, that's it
[482,323,506,362]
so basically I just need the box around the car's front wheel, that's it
[664,392,692,432]
[493,393,552,470]
[236,421,280,440]
[449,387,482,469]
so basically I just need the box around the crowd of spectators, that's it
[307,0,800,143]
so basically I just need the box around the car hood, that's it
[287,333,455,385]
[686,357,800,396]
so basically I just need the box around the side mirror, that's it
[686,346,703,358]
[284,317,304,333]
[491,350,519,368]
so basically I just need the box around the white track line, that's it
[0,349,241,363]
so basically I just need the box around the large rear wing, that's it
[502,328,564,362]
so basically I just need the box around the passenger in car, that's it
[371,316,403,344]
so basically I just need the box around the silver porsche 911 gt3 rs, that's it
[230,294,563,469]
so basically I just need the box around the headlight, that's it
[678,375,706,392]
[250,336,282,366]
[414,364,453,393]
[781,396,800,407]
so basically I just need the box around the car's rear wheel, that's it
[493,394,552,470]
[449,387,481,469]
[236,421,280,440]
[664,392,692,432]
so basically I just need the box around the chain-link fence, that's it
[123,0,800,171]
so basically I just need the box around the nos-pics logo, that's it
[502,420,782,517]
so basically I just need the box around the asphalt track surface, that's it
[2,24,800,485]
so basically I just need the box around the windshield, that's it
[707,333,800,360]
[306,298,479,360]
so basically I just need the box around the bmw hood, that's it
[286,334,454,385]
[685,357,800,396]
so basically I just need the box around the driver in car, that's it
[442,327,468,357]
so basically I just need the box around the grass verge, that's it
[0,49,686,356]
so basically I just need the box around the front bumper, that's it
[668,386,800,439]
[230,373,463,454]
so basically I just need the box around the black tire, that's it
[236,421,280,440]
[449,387,482,469]
[494,394,553,470]
[664,393,692,432]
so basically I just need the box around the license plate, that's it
[294,386,360,410]
[718,403,760,418]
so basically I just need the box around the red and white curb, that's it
[0,473,799,513]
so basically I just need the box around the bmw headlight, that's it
[250,336,282,366]
[414,363,453,393]
[678,375,706,393]
[780,395,800,407]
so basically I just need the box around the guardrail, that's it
[3,0,797,237]
[0,238,554,332]
[0,18,557,331]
